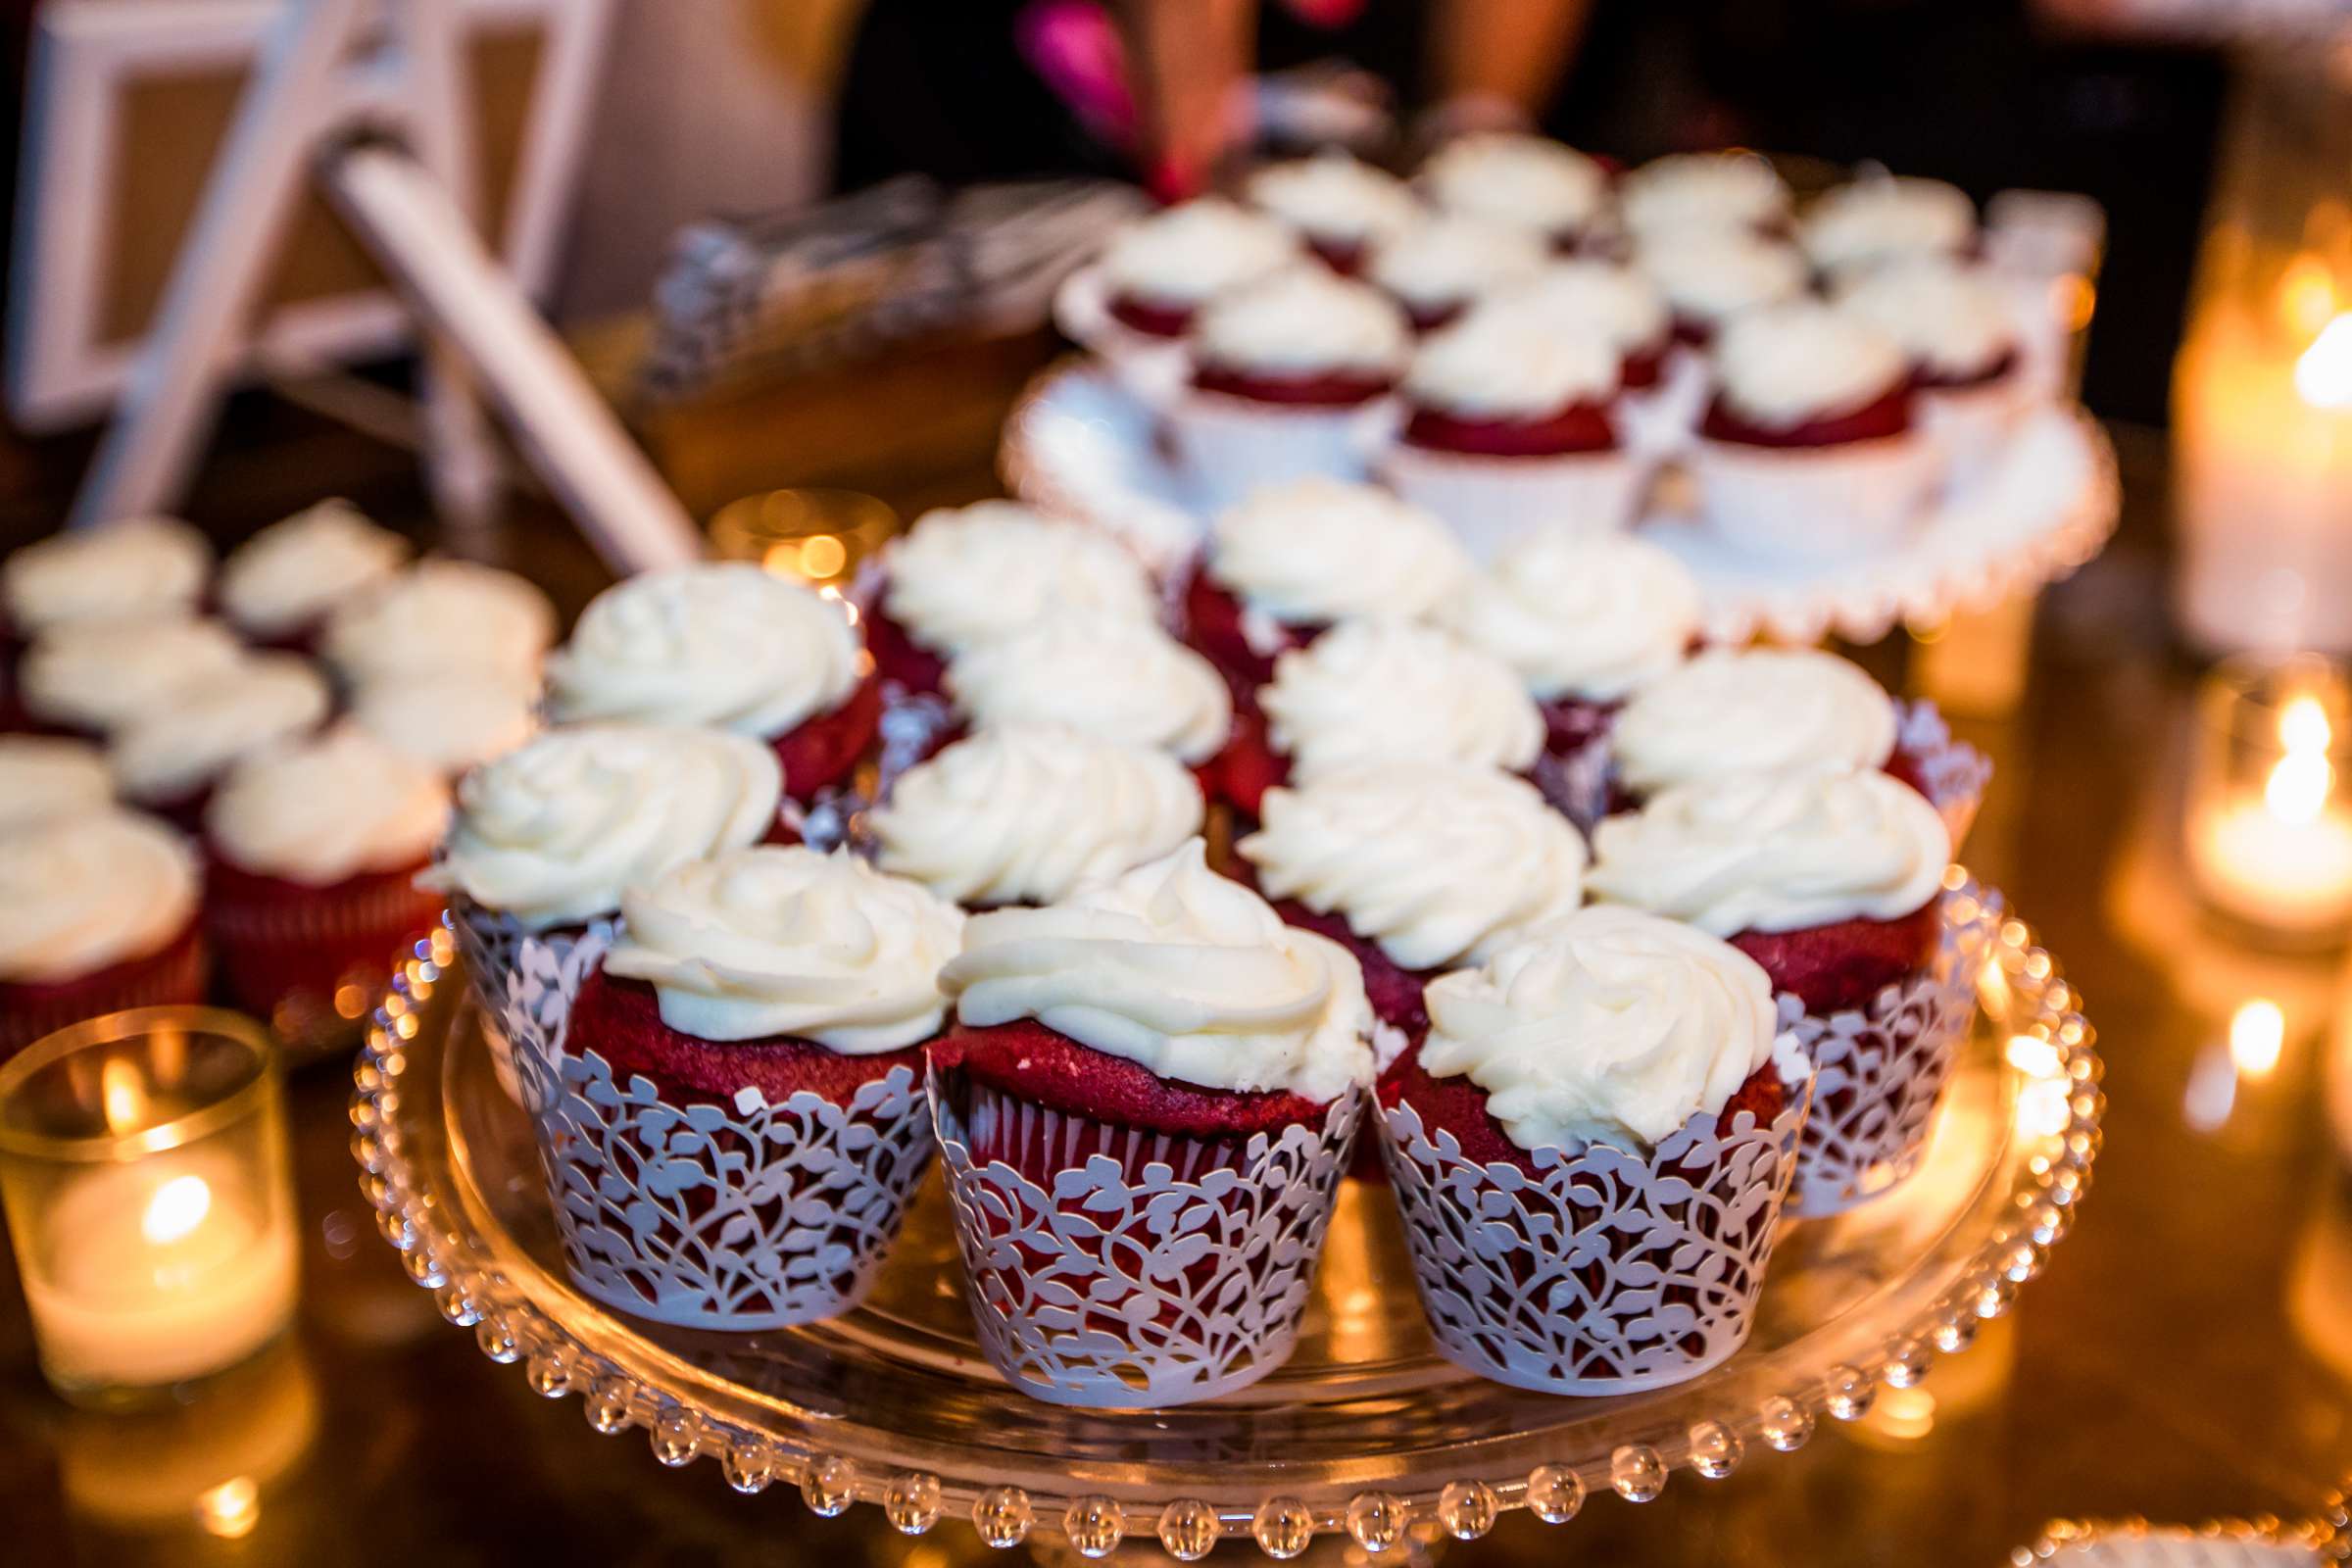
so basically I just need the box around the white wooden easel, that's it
[70,0,699,574]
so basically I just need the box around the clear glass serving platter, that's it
[351,906,2099,1559]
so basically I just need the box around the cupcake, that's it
[1183,478,1471,693]
[1364,213,1548,331]
[1634,230,1809,346]
[555,848,962,1328]
[1493,261,1677,402]
[1218,618,1544,818]
[1838,257,2034,469]
[1377,305,1645,559]
[0,736,114,830]
[869,502,1159,699]
[1168,267,1410,511]
[107,652,331,830]
[321,558,555,689]
[1586,767,1976,1212]
[16,617,246,740]
[202,724,450,1035]
[1246,151,1420,272]
[1608,647,1897,802]
[1800,175,1976,279]
[1091,198,1298,341]
[931,838,1373,1406]
[1377,906,1811,1394]
[1618,152,1793,245]
[2,516,210,643]
[0,808,207,1058]
[870,722,1201,909]
[1690,302,1936,558]
[218,500,410,650]
[944,611,1232,767]
[546,564,876,806]
[349,671,539,779]
[1419,134,1610,252]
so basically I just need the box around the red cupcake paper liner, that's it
[203,860,444,1042]
[0,923,209,1060]
[930,1063,1363,1408]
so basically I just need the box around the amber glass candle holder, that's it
[2185,652,2352,948]
[708,488,899,592]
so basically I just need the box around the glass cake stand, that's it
[350,907,2101,1559]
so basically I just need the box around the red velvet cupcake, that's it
[0,736,114,833]
[1418,134,1610,254]
[1607,647,1904,808]
[1246,152,1420,274]
[1839,257,2035,470]
[931,839,1374,1407]
[1089,198,1298,341]
[1800,174,1978,280]
[1364,214,1547,332]
[944,610,1233,773]
[217,500,410,652]
[2,515,212,646]
[1486,261,1697,454]
[1633,229,1808,348]
[109,652,330,833]
[16,617,246,743]
[1618,152,1794,250]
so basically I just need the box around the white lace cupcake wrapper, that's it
[1163,393,1401,514]
[1686,432,1941,560]
[1377,1053,1812,1396]
[930,1064,1363,1409]
[446,901,619,1109]
[1782,880,2002,1218]
[1895,698,1994,851]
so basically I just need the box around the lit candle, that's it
[2190,692,2352,936]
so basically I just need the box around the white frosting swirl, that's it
[873,722,1202,908]
[1404,309,1619,418]
[1634,232,1808,327]
[1366,215,1547,312]
[1836,258,2017,381]
[21,617,246,733]
[1801,176,1976,275]
[421,723,782,930]
[1589,767,1949,936]
[546,564,861,738]
[109,654,330,805]
[219,500,410,638]
[1421,134,1607,235]
[1448,531,1701,702]
[1248,152,1420,244]
[1240,762,1588,970]
[947,612,1232,762]
[1485,262,1671,353]
[1209,478,1470,625]
[0,808,198,983]
[3,517,211,637]
[1421,906,1781,1151]
[350,672,539,775]
[1619,153,1793,241]
[1102,198,1298,307]
[1710,303,1908,426]
[1193,266,1410,378]
[605,847,963,1051]
[1262,618,1544,783]
[884,502,1159,659]
[940,839,1374,1102]
[322,559,555,685]
[207,723,449,886]
[1611,648,1896,794]
[0,738,113,830]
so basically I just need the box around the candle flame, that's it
[100,1058,148,1136]
[2266,694,2336,824]
[196,1476,260,1540]
[2229,997,2285,1079]
[141,1174,213,1246]
[2294,314,2352,409]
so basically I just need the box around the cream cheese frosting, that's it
[1420,905,1782,1151]
[947,611,1232,762]
[1208,478,1471,626]
[21,617,246,733]
[109,653,330,805]
[1102,198,1298,307]
[1260,618,1543,783]
[604,846,963,1051]
[207,723,449,886]
[0,737,113,830]
[1421,134,1607,236]
[1709,302,1908,427]
[219,500,411,638]
[322,559,555,686]
[1588,766,1949,937]
[1634,232,1808,328]
[1247,152,1420,245]
[1836,258,2017,381]
[3,516,211,637]
[1801,176,1976,275]
[939,838,1375,1102]
[350,671,539,776]
[546,564,862,738]
[1193,266,1411,378]
[1446,531,1701,702]
[1366,214,1548,312]
[1403,309,1620,418]
[1611,648,1897,795]
[871,722,1202,908]
[883,502,1159,659]
[0,808,198,983]
[421,723,782,930]
[1490,261,1671,354]
[1239,762,1588,970]
[1620,153,1792,240]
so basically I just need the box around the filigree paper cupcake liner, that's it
[446,900,618,1109]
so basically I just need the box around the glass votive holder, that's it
[708,487,899,593]
[0,1006,299,1407]
[2185,652,2352,948]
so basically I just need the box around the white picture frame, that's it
[6,0,615,430]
